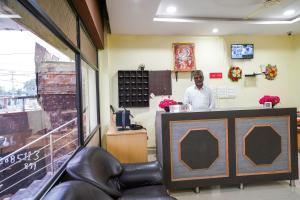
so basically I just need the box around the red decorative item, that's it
[159,99,177,110]
[209,72,223,79]
[259,95,280,107]
[228,66,242,82]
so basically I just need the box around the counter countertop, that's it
[159,106,296,114]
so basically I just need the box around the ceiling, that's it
[106,0,300,36]
[0,2,23,31]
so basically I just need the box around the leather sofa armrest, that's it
[119,161,163,189]
[122,160,161,172]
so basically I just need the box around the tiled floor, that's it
[170,181,300,200]
[149,153,300,200]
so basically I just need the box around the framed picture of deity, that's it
[173,43,196,72]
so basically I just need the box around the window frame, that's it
[14,0,101,198]
[81,59,100,141]
[78,21,100,144]
[18,0,100,144]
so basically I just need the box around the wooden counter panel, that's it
[157,108,298,190]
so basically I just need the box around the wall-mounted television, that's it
[231,44,254,59]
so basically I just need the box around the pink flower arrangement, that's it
[159,99,177,109]
[259,95,280,106]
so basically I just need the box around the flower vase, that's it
[164,106,170,112]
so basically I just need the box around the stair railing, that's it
[0,117,78,196]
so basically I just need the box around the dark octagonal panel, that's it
[180,129,218,169]
[245,126,281,165]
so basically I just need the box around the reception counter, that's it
[155,107,298,190]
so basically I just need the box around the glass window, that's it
[81,60,98,140]
[0,1,78,199]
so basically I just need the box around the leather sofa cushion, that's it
[43,181,113,200]
[119,185,174,200]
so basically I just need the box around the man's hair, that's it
[193,70,204,78]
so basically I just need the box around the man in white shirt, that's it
[183,70,215,110]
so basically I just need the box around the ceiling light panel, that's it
[212,28,219,33]
[166,6,177,14]
[283,9,295,16]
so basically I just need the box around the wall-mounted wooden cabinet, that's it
[118,70,149,108]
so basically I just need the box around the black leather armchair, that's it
[43,181,113,200]
[66,147,176,200]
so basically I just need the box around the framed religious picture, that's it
[173,43,195,72]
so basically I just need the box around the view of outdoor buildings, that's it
[0,2,79,199]
[0,75,39,113]
[0,31,38,114]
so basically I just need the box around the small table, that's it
[106,129,148,163]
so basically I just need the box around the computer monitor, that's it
[116,110,131,130]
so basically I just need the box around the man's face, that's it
[194,74,204,89]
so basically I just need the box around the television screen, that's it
[231,44,254,59]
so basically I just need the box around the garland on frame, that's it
[264,64,277,80]
[228,66,242,82]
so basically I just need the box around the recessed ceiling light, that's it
[212,28,219,33]
[166,6,177,14]
[283,9,295,16]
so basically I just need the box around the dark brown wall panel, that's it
[149,70,172,96]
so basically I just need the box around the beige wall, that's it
[99,34,300,147]
[98,47,111,147]
[86,130,100,147]
[292,34,300,96]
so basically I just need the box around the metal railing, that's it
[0,95,40,113]
[0,117,78,197]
